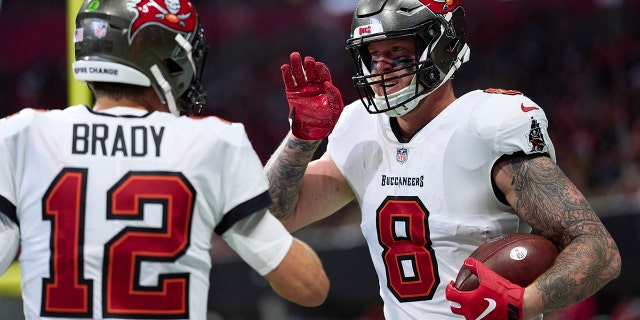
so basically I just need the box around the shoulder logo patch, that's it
[528,117,546,152]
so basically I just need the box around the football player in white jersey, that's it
[0,0,329,319]
[265,0,620,319]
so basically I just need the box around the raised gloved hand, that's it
[446,258,525,320]
[281,52,344,140]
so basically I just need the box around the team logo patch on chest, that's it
[396,147,408,164]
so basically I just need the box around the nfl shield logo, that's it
[396,147,408,164]
[90,19,108,39]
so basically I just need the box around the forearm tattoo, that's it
[264,137,321,220]
[502,155,621,311]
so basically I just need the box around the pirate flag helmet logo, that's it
[127,0,197,43]
[418,0,462,14]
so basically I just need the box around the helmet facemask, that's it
[172,26,208,115]
[348,24,441,117]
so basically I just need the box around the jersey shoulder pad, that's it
[0,108,54,138]
[330,99,371,139]
[187,114,231,125]
[465,89,552,157]
[469,89,547,132]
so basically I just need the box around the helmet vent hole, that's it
[397,6,421,15]
[163,59,184,76]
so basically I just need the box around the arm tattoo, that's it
[264,137,321,220]
[501,155,621,311]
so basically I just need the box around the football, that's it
[454,233,559,291]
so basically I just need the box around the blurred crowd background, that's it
[1,0,639,319]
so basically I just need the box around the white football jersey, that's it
[0,105,291,320]
[328,89,556,319]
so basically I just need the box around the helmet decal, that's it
[89,19,109,39]
[87,0,101,11]
[418,0,462,14]
[353,22,384,38]
[126,0,197,43]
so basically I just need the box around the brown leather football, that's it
[454,233,559,291]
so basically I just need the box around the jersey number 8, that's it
[377,196,439,302]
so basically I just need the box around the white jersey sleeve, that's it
[210,118,274,236]
[0,112,23,275]
[472,89,554,158]
[0,111,24,207]
[208,116,293,275]
[0,212,20,275]
[221,209,292,276]
[447,89,556,172]
[0,212,19,275]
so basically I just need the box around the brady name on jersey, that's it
[71,122,165,157]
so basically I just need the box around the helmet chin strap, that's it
[174,34,197,73]
[366,47,431,117]
[150,65,179,116]
[373,77,426,117]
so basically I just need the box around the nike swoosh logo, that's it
[521,103,539,112]
[476,298,497,320]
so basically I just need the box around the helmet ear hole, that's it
[163,59,184,76]
[446,39,461,53]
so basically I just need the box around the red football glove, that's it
[281,52,344,140]
[446,258,525,320]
